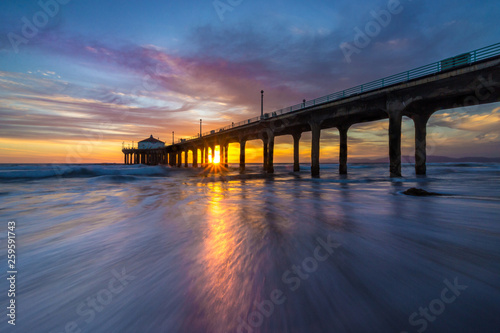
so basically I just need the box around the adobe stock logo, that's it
[54,267,136,333]
[237,234,341,333]
[401,277,468,333]
[340,0,411,64]
[213,0,244,22]
[6,0,72,53]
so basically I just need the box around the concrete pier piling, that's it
[292,132,301,172]
[310,121,321,178]
[388,110,402,178]
[239,140,246,173]
[413,113,431,175]
[338,125,349,175]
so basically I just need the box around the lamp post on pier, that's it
[200,119,202,137]
[261,90,264,118]
[172,131,174,145]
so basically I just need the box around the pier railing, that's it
[174,42,500,144]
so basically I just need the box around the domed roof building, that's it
[138,135,165,149]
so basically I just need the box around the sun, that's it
[202,148,227,175]
[210,149,221,164]
[213,150,221,164]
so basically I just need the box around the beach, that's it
[0,163,499,332]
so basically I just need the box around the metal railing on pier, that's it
[173,42,500,145]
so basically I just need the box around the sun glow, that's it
[213,150,220,164]
[209,147,221,164]
[203,146,227,175]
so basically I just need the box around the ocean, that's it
[0,162,499,333]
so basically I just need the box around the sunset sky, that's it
[1,0,499,164]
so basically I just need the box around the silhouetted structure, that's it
[123,43,500,177]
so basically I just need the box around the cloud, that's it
[430,105,500,135]
[0,71,206,142]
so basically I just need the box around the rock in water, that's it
[403,188,441,196]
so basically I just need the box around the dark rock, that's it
[403,188,442,196]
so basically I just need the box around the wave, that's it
[1,161,498,181]
[0,164,172,180]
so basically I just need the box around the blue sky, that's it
[0,0,499,163]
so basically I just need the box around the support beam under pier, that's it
[413,114,431,175]
[267,134,275,174]
[224,144,229,168]
[218,143,223,165]
[338,125,349,175]
[263,141,268,172]
[389,111,402,177]
[292,132,301,172]
[193,149,198,168]
[239,140,246,173]
[204,146,208,166]
[310,121,321,177]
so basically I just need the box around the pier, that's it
[123,43,500,177]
